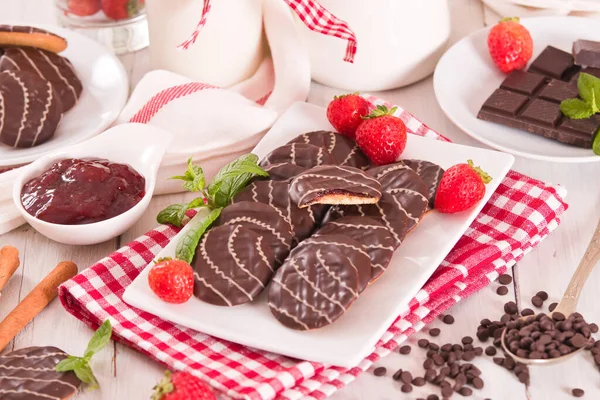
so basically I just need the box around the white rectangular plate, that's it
[123,102,514,367]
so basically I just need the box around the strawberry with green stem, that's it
[355,105,407,165]
[487,17,533,73]
[55,319,112,389]
[434,160,492,214]
[152,370,216,400]
[326,93,371,138]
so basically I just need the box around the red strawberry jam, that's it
[21,158,145,225]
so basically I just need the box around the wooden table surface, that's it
[2,1,600,399]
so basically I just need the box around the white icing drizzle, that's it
[255,236,274,273]
[326,131,336,153]
[199,231,253,301]
[315,249,358,298]
[290,143,297,164]
[328,221,388,231]
[0,375,79,390]
[1,55,21,70]
[251,184,258,202]
[271,278,333,323]
[0,389,60,400]
[223,216,288,248]
[316,147,323,166]
[0,352,65,360]
[372,163,412,180]
[193,273,233,306]
[340,146,358,166]
[0,365,55,372]
[388,190,424,223]
[0,90,5,141]
[373,202,401,245]
[37,49,78,103]
[388,187,428,203]
[227,225,265,289]
[17,48,44,78]
[303,237,371,261]
[288,257,348,311]
[363,243,395,251]
[6,70,29,148]
[268,302,310,330]
[31,80,53,147]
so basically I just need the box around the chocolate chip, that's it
[432,353,445,366]
[399,345,411,355]
[462,351,475,361]
[521,308,535,316]
[498,274,512,284]
[504,301,518,315]
[485,346,497,356]
[590,323,598,333]
[425,369,437,382]
[412,377,426,387]
[572,388,585,397]
[459,387,473,396]
[400,371,412,384]
[496,286,509,296]
[418,339,430,348]
[552,312,566,321]
[427,395,440,400]
[392,368,403,381]
[441,386,453,398]
[401,383,412,393]
[517,371,530,385]
[423,358,433,369]
[443,315,455,325]
[493,357,504,365]
[531,295,544,308]
[570,333,588,348]
[429,343,440,351]
[461,336,473,345]
[429,328,441,337]
[536,291,549,301]
[474,346,483,356]
[549,302,558,312]
[472,376,484,389]
[373,366,386,376]
[441,343,453,352]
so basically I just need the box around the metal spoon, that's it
[500,219,600,365]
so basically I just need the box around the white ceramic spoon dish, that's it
[12,124,172,245]
[434,16,600,163]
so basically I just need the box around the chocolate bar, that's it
[477,46,600,148]
[573,39,600,68]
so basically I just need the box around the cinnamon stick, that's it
[0,246,20,292]
[0,261,78,352]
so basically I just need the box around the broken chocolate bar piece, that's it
[573,39,600,68]
[477,47,600,148]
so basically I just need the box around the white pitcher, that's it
[297,0,451,91]
[145,0,265,87]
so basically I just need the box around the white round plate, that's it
[434,16,600,163]
[0,23,128,167]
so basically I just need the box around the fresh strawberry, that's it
[148,258,194,304]
[68,0,101,16]
[101,0,141,20]
[487,17,533,73]
[355,105,407,165]
[152,371,216,400]
[326,93,371,139]
[434,160,492,214]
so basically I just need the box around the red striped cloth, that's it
[59,97,568,400]
[179,0,357,63]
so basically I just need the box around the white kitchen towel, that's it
[0,0,311,235]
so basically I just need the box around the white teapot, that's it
[297,0,451,91]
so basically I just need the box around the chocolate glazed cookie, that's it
[232,180,327,244]
[300,233,372,293]
[216,201,293,267]
[0,70,63,148]
[316,216,395,283]
[0,346,82,400]
[259,143,335,181]
[323,192,409,249]
[0,47,82,111]
[269,239,359,330]
[289,165,382,208]
[402,159,444,210]
[193,224,275,306]
[288,130,370,169]
[367,162,428,232]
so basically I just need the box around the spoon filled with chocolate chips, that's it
[501,220,600,365]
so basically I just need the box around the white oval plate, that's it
[434,16,600,163]
[0,23,128,167]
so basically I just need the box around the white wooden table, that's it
[2,1,600,399]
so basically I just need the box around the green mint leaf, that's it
[156,203,188,227]
[187,196,207,209]
[175,207,222,264]
[73,359,99,389]
[577,73,600,111]
[593,132,600,156]
[55,356,80,372]
[83,320,112,359]
[170,158,205,193]
[207,154,268,208]
[560,98,594,119]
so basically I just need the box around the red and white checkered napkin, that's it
[58,98,568,400]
